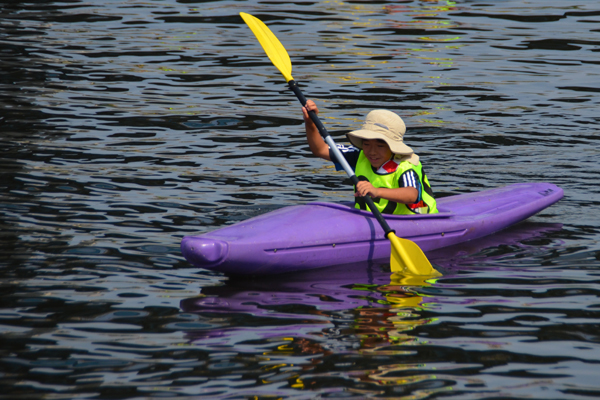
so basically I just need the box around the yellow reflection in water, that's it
[347,272,452,395]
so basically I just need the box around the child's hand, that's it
[355,181,379,199]
[302,99,319,122]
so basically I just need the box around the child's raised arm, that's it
[302,99,331,161]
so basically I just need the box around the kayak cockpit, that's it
[307,201,453,220]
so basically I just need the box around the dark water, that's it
[2,0,600,398]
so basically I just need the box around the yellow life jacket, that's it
[354,151,438,215]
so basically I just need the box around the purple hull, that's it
[181,182,563,275]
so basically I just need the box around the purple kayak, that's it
[181,182,563,275]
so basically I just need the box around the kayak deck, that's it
[181,182,563,275]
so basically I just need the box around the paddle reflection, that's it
[348,274,436,352]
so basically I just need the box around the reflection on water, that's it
[181,265,438,395]
[1,0,600,398]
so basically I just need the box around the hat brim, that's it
[347,129,413,155]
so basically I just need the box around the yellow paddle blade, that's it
[240,12,294,82]
[388,232,440,276]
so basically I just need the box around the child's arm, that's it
[355,181,419,205]
[302,100,331,161]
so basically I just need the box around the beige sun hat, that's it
[347,109,413,155]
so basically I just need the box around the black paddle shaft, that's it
[288,80,395,238]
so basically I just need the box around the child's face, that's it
[362,139,393,169]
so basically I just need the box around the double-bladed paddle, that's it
[240,12,439,276]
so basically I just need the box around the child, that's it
[302,99,437,215]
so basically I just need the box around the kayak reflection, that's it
[180,221,562,353]
[180,262,433,357]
